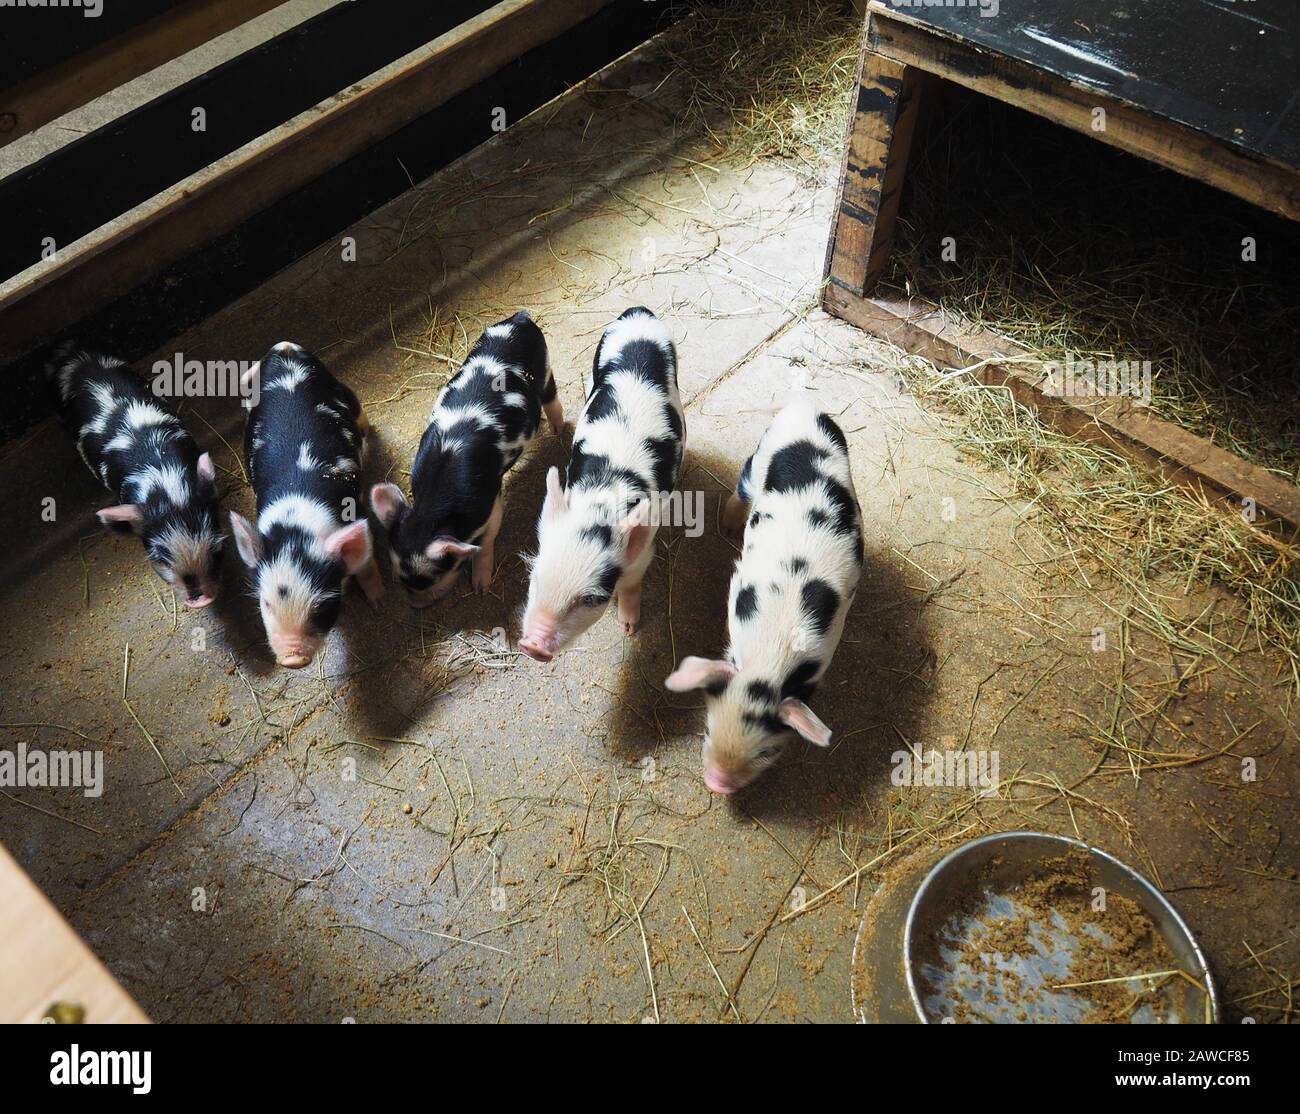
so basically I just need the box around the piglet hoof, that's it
[358,566,385,608]
[616,586,642,637]
[471,558,494,594]
[543,399,565,437]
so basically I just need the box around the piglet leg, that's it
[543,397,565,437]
[472,496,503,593]
[616,578,643,636]
[356,556,384,607]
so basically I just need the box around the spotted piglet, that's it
[45,343,223,607]
[229,342,382,669]
[519,307,684,662]
[370,311,562,606]
[666,401,862,794]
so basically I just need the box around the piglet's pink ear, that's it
[196,452,217,488]
[97,504,143,533]
[542,466,567,523]
[370,482,408,529]
[778,699,831,747]
[665,656,737,693]
[229,511,263,568]
[620,499,653,566]
[426,537,480,561]
[323,520,372,574]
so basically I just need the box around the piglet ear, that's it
[542,466,567,522]
[229,511,263,568]
[426,537,480,561]
[778,699,831,747]
[620,499,653,566]
[665,656,737,693]
[370,482,408,529]
[96,504,143,534]
[323,519,372,574]
[196,452,217,491]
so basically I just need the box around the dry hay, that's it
[663,0,860,174]
[889,92,1300,486]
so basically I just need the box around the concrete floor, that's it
[1,34,1295,1023]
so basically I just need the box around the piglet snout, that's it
[518,633,556,662]
[184,593,215,609]
[271,636,319,670]
[704,767,740,796]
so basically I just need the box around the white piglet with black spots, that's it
[666,401,863,794]
[519,307,684,662]
[45,342,224,607]
[370,311,562,607]
[230,342,382,669]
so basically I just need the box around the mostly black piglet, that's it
[230,342,382,668]
[371,311,563,606]
[45,342,223,607]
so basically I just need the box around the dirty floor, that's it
[0,33,1295,1023]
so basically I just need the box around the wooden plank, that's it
[0,842,149,1024]
[822,24,925,299]
[0,1,497,281]
[863,0,1300,170]
[0,0,612,366]
[0,0,288,148]
[866,2,1300,222]
[824,283,1300,537]
[0,0,179,91]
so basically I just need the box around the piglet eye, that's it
[578,594,608,609]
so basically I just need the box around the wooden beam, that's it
[0,842,149,1023]
[823,14,925,299]
[0,0,612,367]
[824,284,1300,537]
[866,2,1300,223]
[0,0,288,149]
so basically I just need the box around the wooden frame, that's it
[823,2,1300,534]
[0,0,287,149]
[826,285,1300,533]
[822,53,924,299]
[0,843,148,1024]
[0,0,613,368]
[866,6,1300,224]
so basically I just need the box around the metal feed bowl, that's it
[852,831,1216,1019]
[900,832,1219,1024]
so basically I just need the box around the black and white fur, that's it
[229,342,382,668]
[45,342,223,607]
[370,311,562,606]
[666,401,862,794]
[519,307,684,662]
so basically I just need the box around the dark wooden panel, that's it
[0,0,287,147]
[870,10,1300,221]
[0,0,181,87]
[0,0,497,282]
[0,0,670,438]
[886,0,1300,168]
